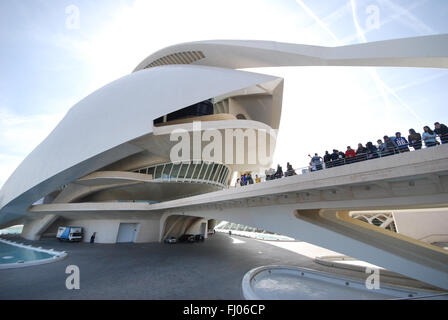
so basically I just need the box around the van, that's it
[56,226,84,242]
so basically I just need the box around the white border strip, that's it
[242,265,444,300]
[0,237,67,269]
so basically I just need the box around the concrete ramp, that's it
[295,209,448,290]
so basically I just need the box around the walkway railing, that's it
[239,134,448,185]
[303,134,448,174]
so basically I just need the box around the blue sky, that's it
[1,0,448,187]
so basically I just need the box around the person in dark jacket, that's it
[275,164,283,179]
[323,151,332,168]
[247,173,254,184]
[240,174,247,186]
[356,143,368,162]
[366,142,379,159]
[383,136,397,156]
[330,149,341,167]
[434,122,448,144]
[90,232,96,244]
[408,129,422,150]
[285,162,297,176]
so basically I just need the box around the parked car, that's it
[164,237,177,244]
[194,234,205,242]
[178,234,196,243]
[56,226,83,242]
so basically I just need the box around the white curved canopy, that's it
[134,34,448,71]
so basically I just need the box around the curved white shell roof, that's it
[0,65,280,224]
[134,34,448,71]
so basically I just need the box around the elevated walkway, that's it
[30,144,448,289]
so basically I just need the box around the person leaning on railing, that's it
[422,126,437,147]
[408,129,422,150]
[265,167,275,180]
[275,164,284,178]
[355,143,368,162]
[382,136,398,156]
[345,146,356,164]
[366,142,379,159]
[377,139,386,156]
[323,151,331,168]
[285,162,297,176]
[329,149,341,167]
[434,122,448,144]
[309,153,324,171]
[393,132,410,153]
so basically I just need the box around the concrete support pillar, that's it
[21,214,58,241]
[207,219,217,230]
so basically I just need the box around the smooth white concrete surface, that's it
[259,240,342,259]
[134,35,448,71]
[59,218,160,244]
[393,208,448,243]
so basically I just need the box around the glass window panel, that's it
[192,162,203,179]
[163,164,172,179]
[178,163,188,179]
[154,165,162,179]
[205,163,215,181]
[223,167,229,185]
[209,164,219,181]
[219,166,226,184]
[201,163,211,180]
[212,165,221,182]
[186,163,196,179]
[171,164,181,179]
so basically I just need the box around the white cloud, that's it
[0,108,65,188]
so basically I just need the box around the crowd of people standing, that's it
[309,122,448,171]
[237,172,261,186]
[235,122,447,186]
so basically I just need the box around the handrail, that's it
[264,134,448,181]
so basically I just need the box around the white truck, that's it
[56,226,84,242]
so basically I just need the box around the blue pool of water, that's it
[0,242,54,264]
[0,225,23,235]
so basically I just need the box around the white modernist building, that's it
[1,35,448,288]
